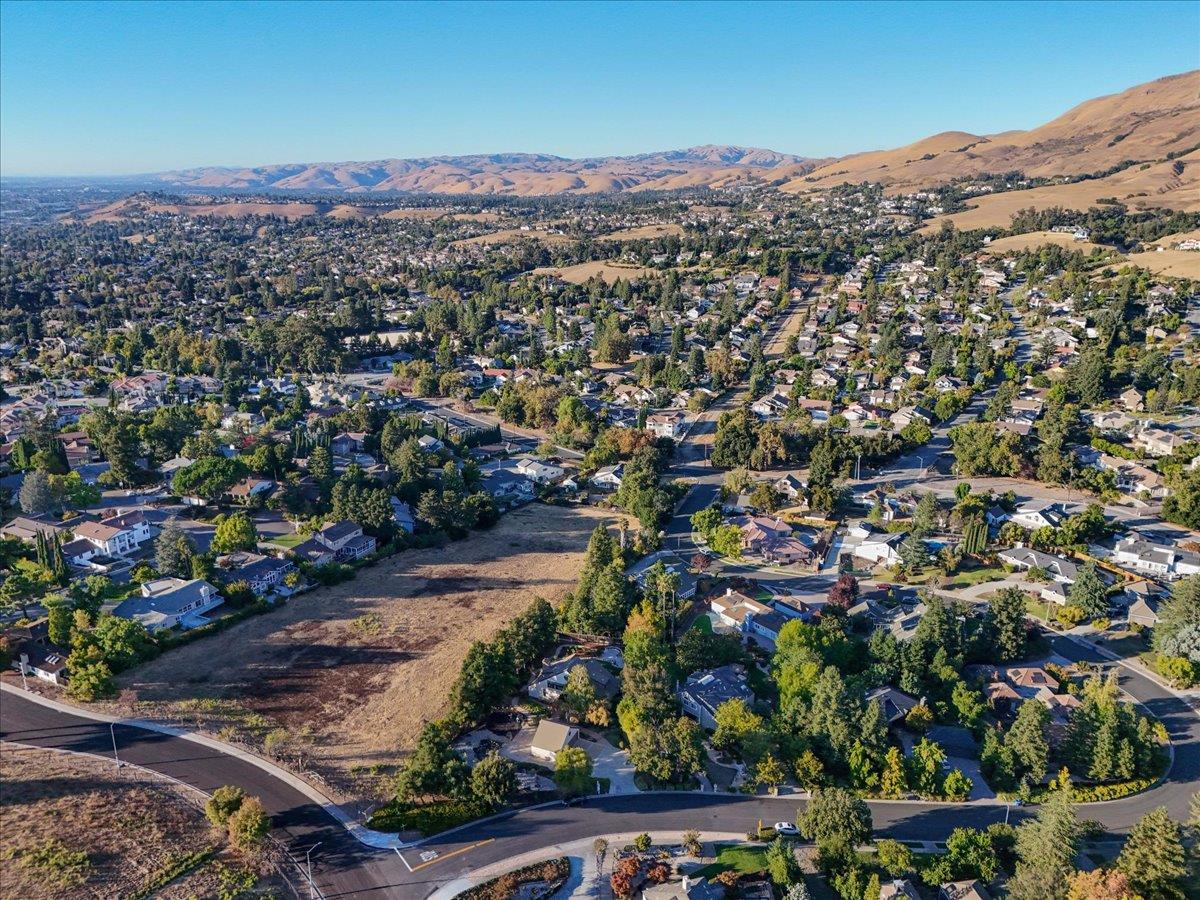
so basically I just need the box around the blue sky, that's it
[2,0,1197,176]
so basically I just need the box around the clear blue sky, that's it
[2,0,1197,176]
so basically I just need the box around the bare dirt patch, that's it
[600,223,683,240]
[452,227,571,247]
[0,746,279,899]
[531,260,657,284]
[114,504,629,796]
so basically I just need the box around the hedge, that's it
[366,798,490,836]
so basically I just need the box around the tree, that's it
[559,665,597,723]
[205,785,247,827]
[227,796,270,849]
[766,837,801,887]
[470,751,518,808]
[798,787,872,857]
[985,586,1029,662]
[554,746,594,798]
[1067,562,1109,619]
[912,492,939,537]
[1008,786,1080,900]
[908,738,945,797]
[709,524,744,559]
[1067,870,1138,900]
[1007,700,1051,786]
[754,754,788,794]
[879,747,908,798]
[395,720,469,801]
[712,698,767,762]
[19,470,56,516]
[45,594,72,647]
[827,574,859,608]
[0,571,36,619]
[155,519,196,578]
[948,422,1025,477]
[875,839,912,877]
[898,534,931,573]
[634,832,652,853]
[210,512,259,554]
[943,768,974,801]
[1153,575,1200,664]
[171,455,247,502]
[1116,807,1186,899]
[65,659,114,701]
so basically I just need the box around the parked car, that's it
[774,822,799,835]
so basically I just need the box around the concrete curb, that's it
[0,682,412,849]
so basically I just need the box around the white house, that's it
[113,578,222,631]
[1113,536,1200,580]
[855,531,907,566]
[646,411,687,440]
[591,464,625,490]
[516,457,565,484]
[1007,502,1068,531]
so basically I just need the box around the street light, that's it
[109,722,122,769]
[306,842,323,898]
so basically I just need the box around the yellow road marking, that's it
[409,838,495,872]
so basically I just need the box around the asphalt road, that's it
[0,692,393,899]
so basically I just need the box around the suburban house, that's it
[113,577,222,631]
[1135,427,1186,458]
[529,719,577,762]
[626,551,699,600]
[865,686,919,724]
[217,552,294,595]
[527,654,618,703]
[998,547,1080,603]
[855,529,907,566]
[642,876,723,900]
[678,664,754,730]
[1006,501,1068,531]
[939,880,992,900]
[1112,536,1200,580]
[6,620,68,685]
[590,463,625,490]
[880,879,922,900]
[646,410,687,439]
[226,477,276,504]
[516,457,565,484]
[73,512,151,558]
[1127,596,1161,628]
[390,498,417,533]
[313,520,377,561]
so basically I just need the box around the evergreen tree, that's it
[1008,786,1080,900]
[155,518,196,578]
[1116,807,1186,900]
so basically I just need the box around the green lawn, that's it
[693,844,769,878]
[265,532,307,549]
[691,615,714,633]
[943,565,1008,589]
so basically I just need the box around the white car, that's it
[774,822,799,835]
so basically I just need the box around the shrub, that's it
[205,785,246,827]
[453,857,569,900]
[226,797,270,849]
[1156,655,1197,688]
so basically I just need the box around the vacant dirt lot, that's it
[531,260,657,283]
[600,223,684,240]
[116,504,627,795]
[0,746,277,899]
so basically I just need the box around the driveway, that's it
[501,723,638,795]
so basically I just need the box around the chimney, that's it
[681,875,691,892]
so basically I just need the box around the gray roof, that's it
[113,578,219,628]
[680,664,753,717]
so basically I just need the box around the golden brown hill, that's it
[785,70,1200,194]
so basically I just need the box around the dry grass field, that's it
[0,747,278,899]
[600,223,684,240]
[983,230,1111,254]
[531,260,657,283]
[114,504,628,795]
[451,227,571,247]
[1124,248,1200,278]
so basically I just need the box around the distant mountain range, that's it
[148,145,828,196]
[58,70,1200,209]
